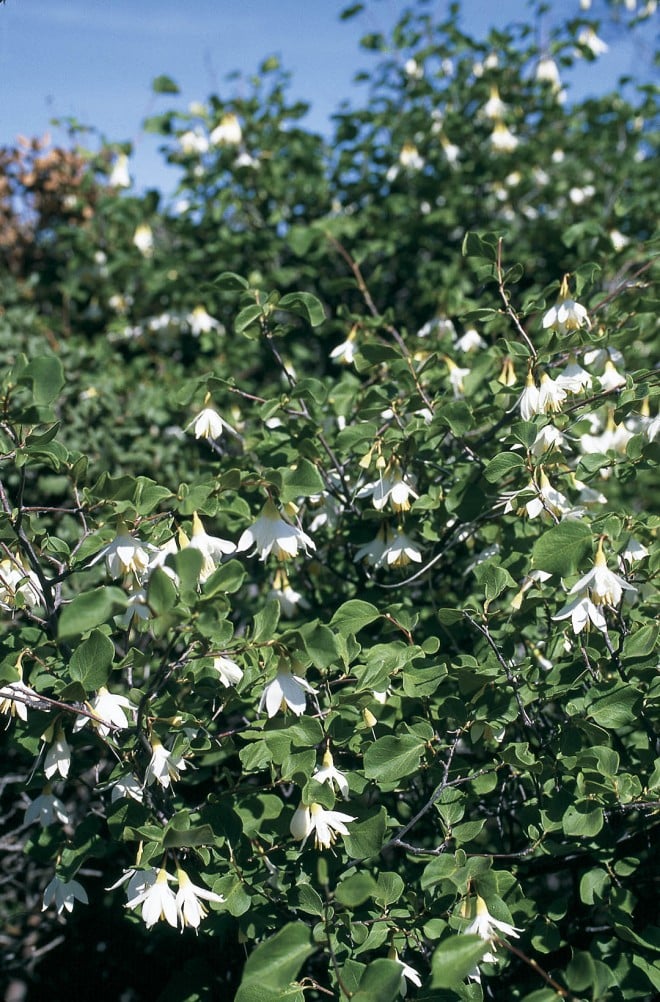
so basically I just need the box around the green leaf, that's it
[235,304,265,335]
[562,804,604,837]
[147,566,177,616]
[236,923,315,998]
[483,452,524,483]
[251,599,280,643]
[330,600,380,637]
[374,872,405,906]
[363,734,426,784]
[278,292,326,327]
[622,623,658,659]
[162,824,215,849]
[335,872,378,907]
[58,587,127,639]
[202,559,246,596]
[532,521,593,575]
[69,629,114,692]
[152,74,180,93]
[280,459,325,503]
[431,935,489,987]
[214,271,249,290]
[352,959,404,1002]
[343,808,387,859]
[22,355,65,404]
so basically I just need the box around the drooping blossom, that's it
[313,748,350,800]
[175,869,225,930]
[42,875,88,915]
[237,499,315,561]
[290,802,356,850]
[259,664,317,717]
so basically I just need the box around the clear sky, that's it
[0,0,650,194]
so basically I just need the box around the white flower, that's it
[187,305,221,335]
[388,948,423,996]
[599,360,626,392]
[0,678,38,721]
[212,655,243,688]
[133,223,154,257]
[42,875,88,914]
[259,665,318,718]
[186,406,227,441]
[330,327,359,365]
[179,129,209,155]
[0,556,43,610]
[440,135,460,165]
[377,527,423,568]
[542,284,591,334]
[43,726,71,780]
[126,867,178,929]
[556,358,592,394]
[111,773,144,803]
[354,525,390,567]
[145,737,187,788]
[399,143,425,170]
[536,56,562,91]
[313,749,349,800]
[444,357,470,398]
[237,499,315,562]
[490,122,518,152]
[235,151,260,169]
[464,896,521,975]
[268,568,310,618]
[538,373,567,414]
[289,802,356,849]
[175,869,224,929]
[210,113,242,146]
[620,537,648,564]
[577,27,609,57]
[117,588,150,627]
[359,465,418,512]
[518,373,541,420]
[74,686,133,737]
[94,531,155,580]
[610,229,629,252]
[483,86,507,119]
[553,593,608,634]
[580,415,632,456]
[531,424,568,457]
[455,328,485,353]
[568,541,637,607]
[187,511,236,582]
[501,471,573,520]
[25,785,70,827]
[108,153,131,188]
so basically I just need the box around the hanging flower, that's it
[126,867,178,929]
[463,895,521,970]
[24,785,70,827]
[108,153,131,188]
[330,326,359,365]
[186,305,222,336]
[359,463,418,512]
[268,568,310,617]
[289,802,356,849]
[536,56,562,92]
[0,555,43,610]
[210,113,242,146]
[0,677,38,721]
[483,85,507,119]
[377,527,423,568]
[490,122,518,152]
[212,655,243,688]
[42,875,88,915]
[530,423,568,457]
[178,129,209,156]
[43,725,71,780]
[313,748,350,800]
[145,737,187,788]
[186,511,236,583]
[74,686,134,737]
[518,372,541,420]
[556,357,592,394]
[399,142,425,170]
[576,27,609,57]
[568,539,638,607]
[110,773,144,803]
[93,529,155,581]
[133,223,154,257]
[259,664,318,718]
[537,373,567,414]
[175,868,225,930]
[542,276,590,333]
[388,947,423,997]
[455,328,486,353]
[237,499,315,561]
[599,360,626,392]
[552,592,608,634]
[444,356,471,398]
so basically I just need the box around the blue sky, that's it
[0,0,650,194]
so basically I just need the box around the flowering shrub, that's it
[0,1,658,999]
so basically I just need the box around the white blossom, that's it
[237,499,315,561]
[186,406,228,441]
[399,142,425,170]
[490,122,518,152]
[94,531,155,580]
[518,374,541,420]
[210,113,242,146]
[389,948,423,996]
[74,686,133,737]
[599,360,626,392]
[126,867,178,929]
[290,802,356,849]
[268,568,310,618]
[330,328,359,365]
[43,726,71,780]
[187,511,236,582]
[552,593,608,634]
[464,896,521,970]
[111,773,144,803]
[359,465,418,512]
[483,86,507,119]
[212,655,243,688]
[175,868,225,929]
[455,328,486,353]
[568,542,637,607]
[538,373,567,414]
[42,875,88,915]
[259,665,317,717]
[313,749,350,800]
[0,556,43,610]
[0,678,38,721]
[133,223,154,257]
[178,129,209,155]
[542,287,590,334]
[556,358,592,394]
[108,153,131,188]
[187,305,221,335]
[377,527,423,568]
[25,785,70,827]
[145,737,187,788]
[577,27,609,57]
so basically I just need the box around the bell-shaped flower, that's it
[556,357,592,394]
[518,372,541,420]
[259,664,317,718]
[482,85,507,119]
[537,373,567,414]
[43,725,71,780]
[377,527,423,569]
[440,134,460,165]
[133,223,154,257]
[145,736,187,788]
[568,540,637,607]
[0,678,39,721]
[268,568,310,618]
[187,512,236,582]
[399,142,425,170]
[237,499,315,561]
[388,947,423,996]
[175,868,225,930]
[108,153,131,188]
[620,537,648,565]
[186,405,226,441]
[359,463,418,512]
[444,356,470,398]
[599,359,626,392]
[110,773,144,803]
[290,802,356,849]
[530,423,568,457]
[490,122,518,152]
[42,875,88,915]
[212,655,243,688]
[126,867,177,929]
[455,328,486,353]
[313,749,350,800]
[93,529,155,581]
[0,555,43,611]
[552,593,608,634]
[187,305,221,336]
[542,276,590,333]
[464,895,521,966]
[25,784,70,827]
[354,524,389,566]
[536,56,562,91]
[576,27,609,57]
[330,326,359,365]
[178,129,209,156]
[210,113,242,146]
[74,686,134,737]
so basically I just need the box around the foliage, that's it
[0,1,659,1000]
